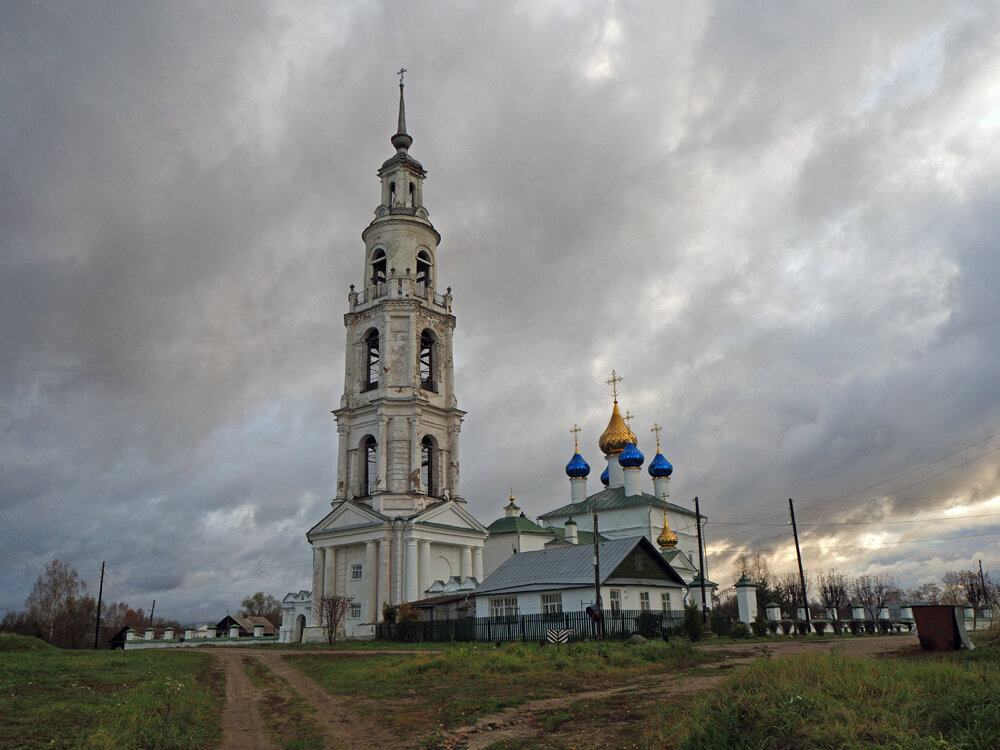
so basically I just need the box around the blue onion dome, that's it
[565,451,591,478]
[648,452,673,478]
[600,467,609,486]
[618,442,644,468]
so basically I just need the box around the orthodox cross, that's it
[570,423,582,451]
[624,410,635,428]
[397,67,407,85]
[605,370,622,402]
[650,422,662,450]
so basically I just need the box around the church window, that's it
[421,436,435,495]
[350,563,363,580]
[364,330,380,391]
[489,597,519,617]
[371,250,387,287]
[348,602,361,619]
[609,589,621,613]
[408,181,415,206]
[661,592,671,611]
[419,330,435,390]
[416,250,432,289]
[389,181,396,206]
[639,592,650,611]
[541,593,562,614]
[363,436,377,496]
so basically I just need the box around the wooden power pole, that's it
[788,498,811,630]
[93,561,105,650]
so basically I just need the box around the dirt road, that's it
[212,635,918,748]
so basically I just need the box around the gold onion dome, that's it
[657,511,678,549]
[598,401,638,455]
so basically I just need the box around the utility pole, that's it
[148,600,155,627]
[979,559,990,608]
[694,496,708,626]
[788,498,811,630]
[592,491,604,639]
[93,561,105,650]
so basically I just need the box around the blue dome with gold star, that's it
[649,452,673,478]
[618,442,644,467]
[565,451,591,478]
[600,467,609,486]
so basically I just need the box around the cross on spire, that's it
[650,422,662,450]
[570,424,581,451]
[605,369,623,402]
[397,67,407,86]
[624,410,635,428]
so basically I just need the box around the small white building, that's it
[474,536,688,618]
[279,590,312,643]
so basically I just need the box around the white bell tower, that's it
[334,78,465,516]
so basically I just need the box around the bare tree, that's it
[240,592,282,627]
[941,571,962,605]
[906,582,942,604]
[776,572,805,618]
[733,552,771,586]
[956,570,992,628]
[25,559,87,645]
[318,595,353,645]
[817,570,850,619]
[851,574,900,623]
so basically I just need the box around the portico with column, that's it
[304,78,486,640]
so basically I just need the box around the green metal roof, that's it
[538,486,698,520]
[485,515,551,535]
[545,527,605,545]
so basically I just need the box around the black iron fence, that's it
[375,609,687,643]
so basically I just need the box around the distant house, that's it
[216,614,277,638]
[474,536,688,617]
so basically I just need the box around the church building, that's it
[303,80,487,640]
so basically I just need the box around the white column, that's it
[419,540,432,595]
[324,548,336,597]
[365,540,378,622]
[336,421,349,499]
[310,547,326,625]
[461,545,473,578]
[377,416,388,492]
[448,424,461,498]
[405,538,419,602]
[378,539,391,608]
[473,546,484,582]
[444,327,456,407]
[409,417,420,491]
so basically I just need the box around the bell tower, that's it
[333,77,464,516]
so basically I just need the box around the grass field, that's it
[0,633,223,750]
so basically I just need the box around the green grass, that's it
[0,637,224,749]
[286,639,707,734]
[641,647,1000,749]
[242,657,331,750]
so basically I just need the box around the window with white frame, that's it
[348,602,361,619]
[639,592,650,611]
[350,563,363,580]
[489,597,519,617]
[609,589,622,613]
[661,592,671,611]
[541,593,563,614]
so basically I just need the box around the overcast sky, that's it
[2,1,999,620]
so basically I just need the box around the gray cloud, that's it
[2,1,1000,618]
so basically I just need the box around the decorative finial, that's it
[656,503,678,549]
[605,370,623,402]
[509,487,515,501]
[391,70,413,153]
[397,67,407,86]
[570,424,581,452]
[650,423,662,451]
[623,410,635,429]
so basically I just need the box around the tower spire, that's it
[391,69,412,153]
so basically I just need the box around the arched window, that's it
[389,181,396,206]
[408,182,416,207]
[371,250,387,287]
[364,330,380,391]
[421,435,435,496]
[363,436,377,496]
[416,250,432,289]
[419,329,435,390]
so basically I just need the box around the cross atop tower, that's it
[624,410,635,428]
[397,67,407,86]
[650,422,662,450]
[570,423,581,451]
[605,370,623,402]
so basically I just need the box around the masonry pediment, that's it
[307,501,384,539]
[413,500,488,535]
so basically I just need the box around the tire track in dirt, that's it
[436,634,920,749]
[216,652,279,750]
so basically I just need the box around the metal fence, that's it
[375,609,688,643]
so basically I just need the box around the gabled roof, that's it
[475,536,687,597]
[486,515,551,534]
[538,486,697,520]
[217,614,277,636]
[544,527,604,546]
